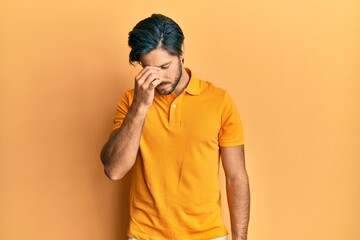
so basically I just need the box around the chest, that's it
[142,94,223,148]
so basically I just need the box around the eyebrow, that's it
[142,61,172,68]
[159,62,171,67]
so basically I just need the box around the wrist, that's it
[232,233,247,240]
[129,101,148,118]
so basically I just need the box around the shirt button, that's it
[172,104,177,108]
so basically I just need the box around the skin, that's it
[100,46,189,180]
[100,46,250,240]
[221,145,250,240]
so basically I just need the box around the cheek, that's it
[162,69,175,79]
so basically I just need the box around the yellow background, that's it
[1,0,359,240]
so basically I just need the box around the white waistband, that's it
[128,236,227,240]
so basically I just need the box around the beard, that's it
[155,57,182,95]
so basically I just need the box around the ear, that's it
[181,43,185,57]
[181,43,185,63]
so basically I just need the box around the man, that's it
[101,14,250,240]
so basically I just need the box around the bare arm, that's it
[100,105,146,180]
[100,67,161,180]
[221,145,250,240]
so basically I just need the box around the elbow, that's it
[100,151,121,181]
[100,149,131,181]
[104,167,124,181]
[104,165,126,181]
[226,174,249,186]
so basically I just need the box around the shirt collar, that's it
[184,68,200,96]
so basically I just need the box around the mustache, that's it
[158,81,171,85]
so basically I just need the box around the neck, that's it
[173,68,190,96]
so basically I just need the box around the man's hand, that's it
[100,66,162,180]
[132,66,161,113]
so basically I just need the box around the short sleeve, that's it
[218,92,244,147]
[112,90,134,131]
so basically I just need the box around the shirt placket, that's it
[168,94,183,128]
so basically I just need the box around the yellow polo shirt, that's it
[113,69,244,240]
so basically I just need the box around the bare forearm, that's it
[100,105,146,180]
[226,176,250,240]
[101,66,162,180]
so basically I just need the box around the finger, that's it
[149,79,161,90]
[135,69,159,87]
[142,71,161,89]
[135,66,160,82]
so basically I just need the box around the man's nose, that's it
[158,69,165,81]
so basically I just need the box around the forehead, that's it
[139,48,177,67]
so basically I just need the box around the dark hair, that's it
[128,14,185,64]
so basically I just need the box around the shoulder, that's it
[121,88,135,101]
[198,79,231,102]
[116,89,135,108]
[196,79,240,118]
[124,88,135,97]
